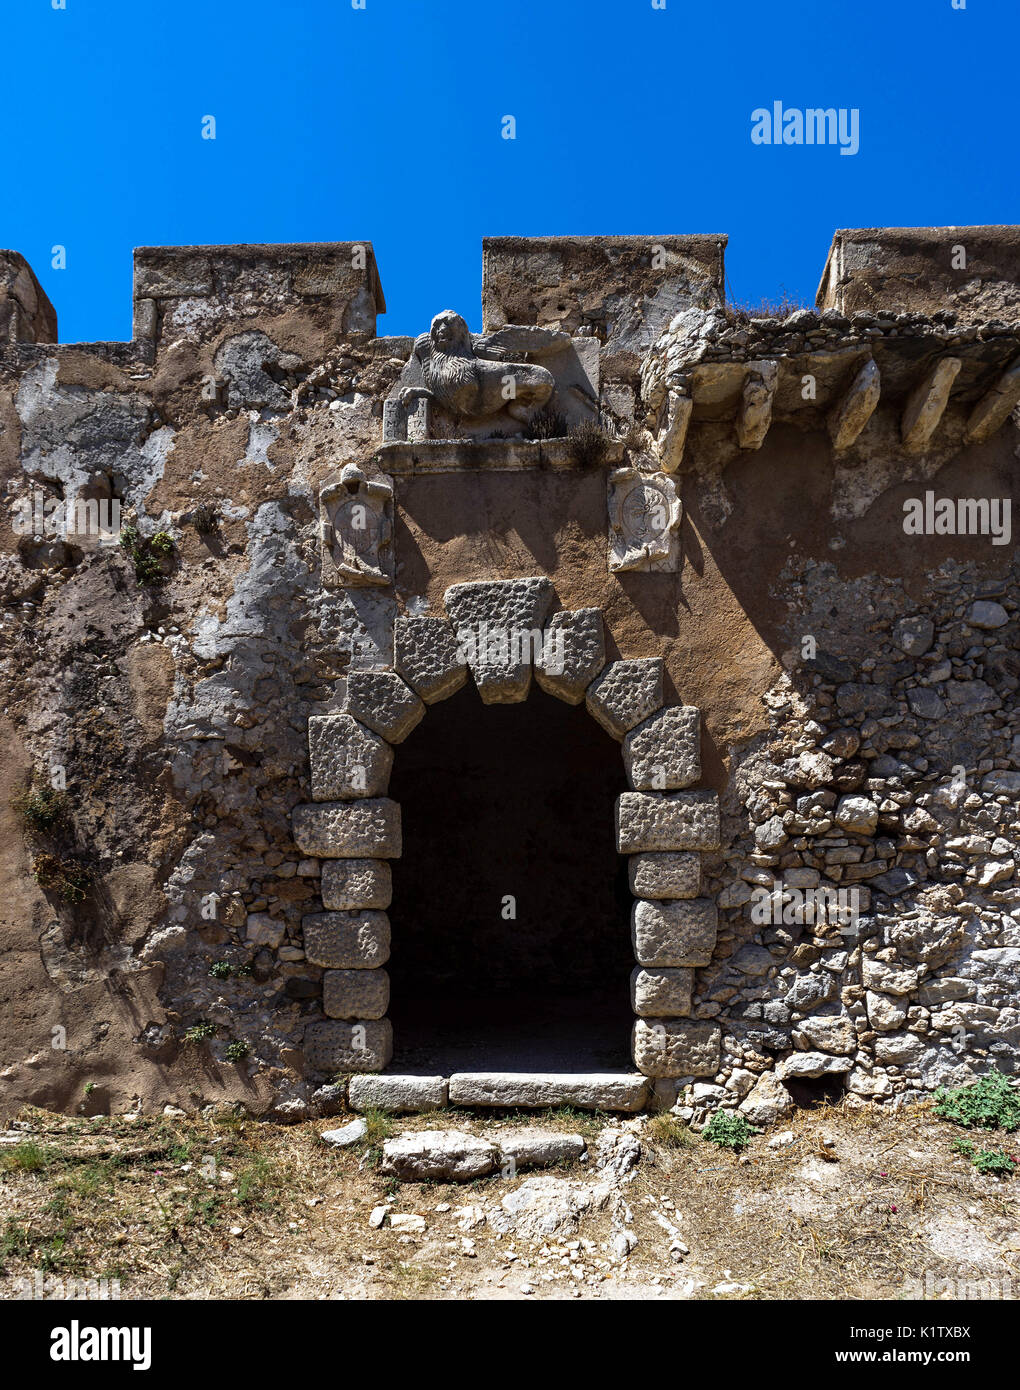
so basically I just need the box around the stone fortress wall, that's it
[0,227,1018,1121]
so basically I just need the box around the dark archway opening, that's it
[388,682,633,1073]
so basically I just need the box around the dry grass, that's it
[724,289,811,325]
[0,1099,1016,1301]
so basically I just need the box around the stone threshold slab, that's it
[347,1071,650,1112]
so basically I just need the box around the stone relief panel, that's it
[608,466,683,572]
[320,463,394,589]
[383,311,600,443]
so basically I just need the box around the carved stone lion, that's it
[400,310,555,424]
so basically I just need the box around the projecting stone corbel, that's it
[736,360,778,450]
[963,356,1020,444]
[659,389,693,473]
[827,358,881,451]
[900,356,962,453]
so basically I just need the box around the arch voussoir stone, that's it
[346,669,424,743]
[534,607,606,704]
[394,615,467,703]
[586,657,664,739]
[443,577,553,703]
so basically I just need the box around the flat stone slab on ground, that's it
[497,1130,587,1169]
[348,1074,449,1113]
[320,1118,367,1148]
[488,1174,616,1238]
[379,1129,498,1182]
[447,1072,649,1111]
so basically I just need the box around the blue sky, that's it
[5,0,1016,342]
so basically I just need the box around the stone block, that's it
[534,608,605,705]
[245,913,285,947]
[380,1130,498,1181]
[308,713,393,800]
[447,1072,649,1111]
[616,790,720,853]
[291,799,401,859]
[348,1075,449,1113]
[304,1019,393,1073]
[630,966,693,1017]
[134,254,214,299]
[345,670,424,744]
[586,658,664,740]
[323,968,390,1020]
[443,578,554,703]
[497,1131,587,1168]
[302,910,390,969]
[628,852,700,899]
[623,705,701,790]
[631,1020,721,1078]
[321,858,392,910]
[632,898,718,966]
[393,616,467,703]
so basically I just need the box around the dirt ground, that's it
[0,1098,1017,1302]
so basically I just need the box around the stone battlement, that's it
[4,228,1019,359]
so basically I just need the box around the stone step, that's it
[345,1071,650,1113]
[448,1072,649,1112]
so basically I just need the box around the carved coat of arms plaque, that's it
[608,466,683,573]
[320,463,395,589]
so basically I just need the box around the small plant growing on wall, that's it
[526,405,568,441]
[569,418,611,468]
[119,525,175,584]
[32,852,93,904]
[11,783,69,835]
[191,503,219,536]
[182,1021,217,1045]
[224,1041,250,1062]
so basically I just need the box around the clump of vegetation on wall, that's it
[11,784,69,835]
[32,852,94,904]
[569,418,612,468]
[527,405,568,440]
[119,526,175,584]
